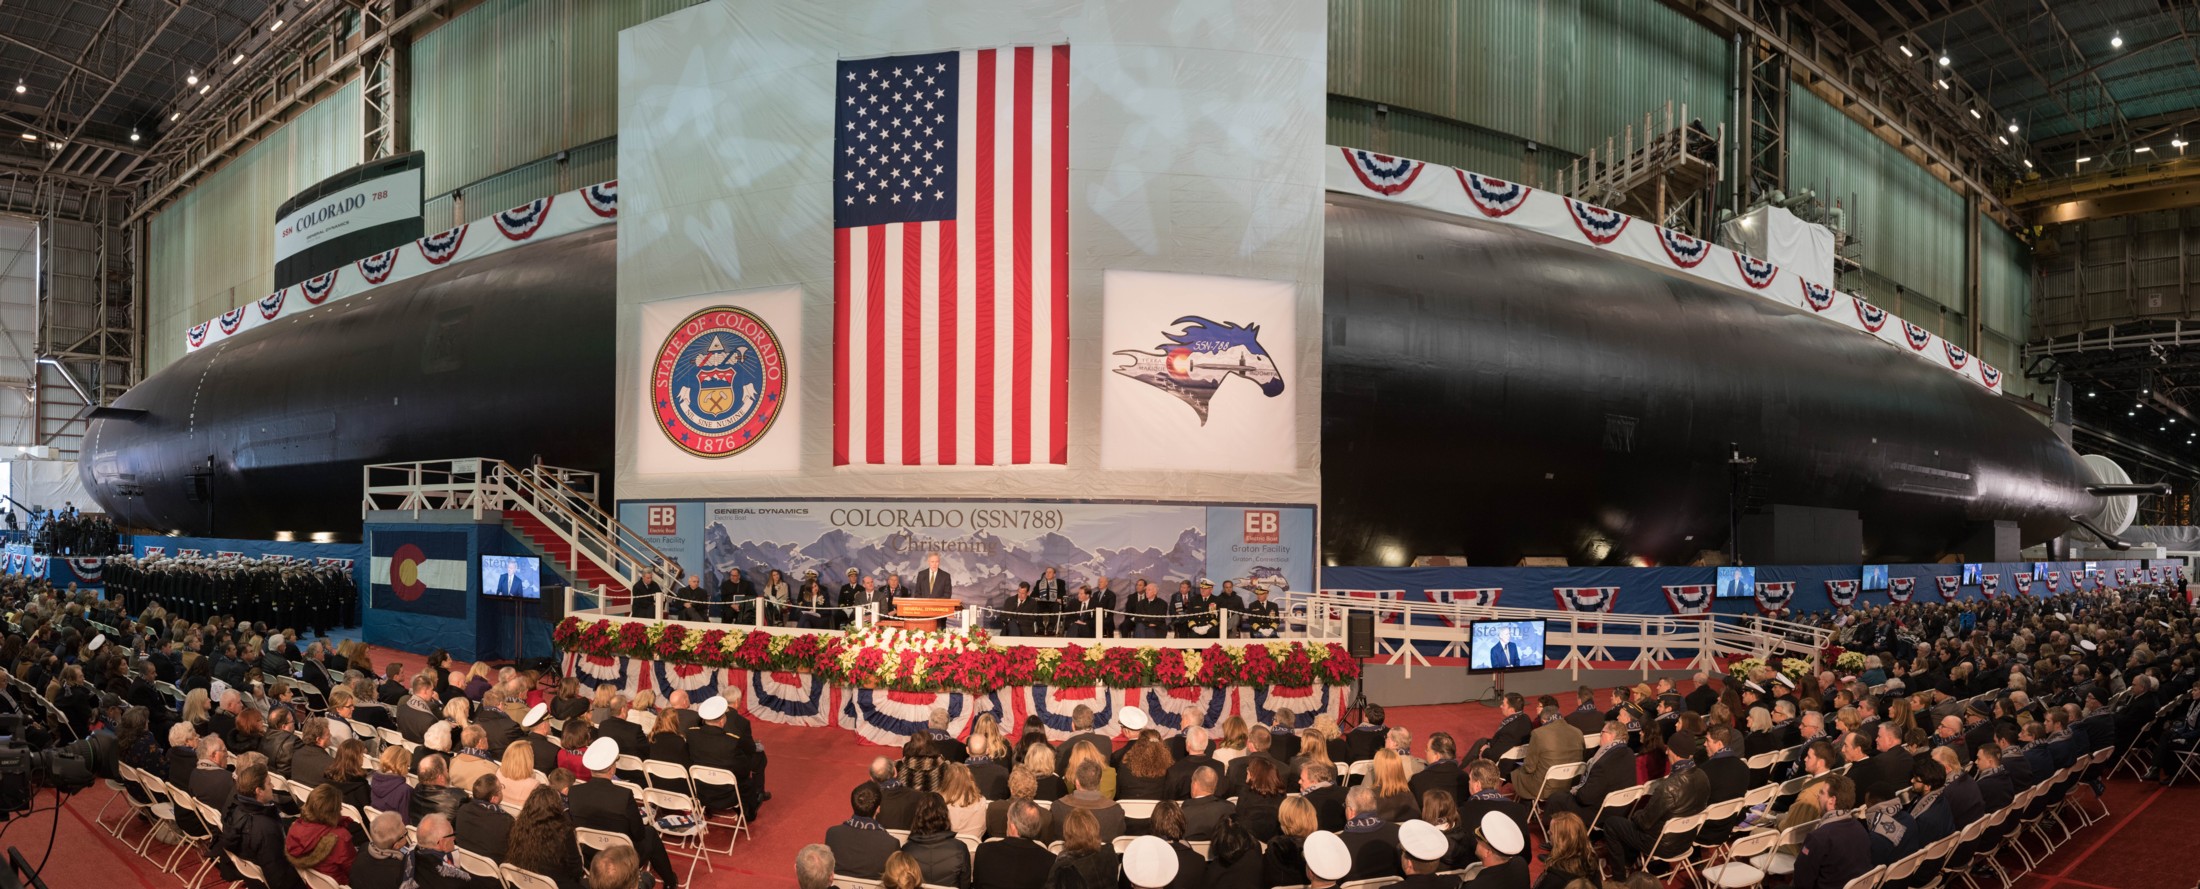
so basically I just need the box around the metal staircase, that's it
[361,458,680,615]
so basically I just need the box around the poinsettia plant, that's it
[552,616,1361,694]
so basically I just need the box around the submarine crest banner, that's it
[632,288,803,475]
[1101,270,1297,474]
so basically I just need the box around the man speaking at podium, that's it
[915,552,952,599]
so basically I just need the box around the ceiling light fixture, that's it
[1970,108,1983,119]
[2023,159,2034,169]
[270,18,284,31]
[198,84,210,95]
[168,111,179,121]
[231,53,244,66]
[186,70,198,86]
[11,79,22,95]
[1938,52,1951,66]
[2137,145,2153,153]
[16,133,33,142]
[1935,79,1950,90]
[2112,32,2124,49]
[2175,138,2189,149]
[1900,45,1915,58]
[129,129,139,142]
[2077,156,2094,163]
[2009,121,2020,133]
[1998,136,2009,146]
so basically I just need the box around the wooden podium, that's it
[878,597,960,632]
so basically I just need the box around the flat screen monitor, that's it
[2084,561,2098,573]
[2033,562,2052,579]
[1715,566,1757,599]
[1961,563,1983,585]
[1467,619,1547,673]
[1860,565,1889,591]
[482,555,541,599]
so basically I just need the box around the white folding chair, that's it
[297,868,343,889]
[1339,878,1401,889]
[1701,829,1780,888]
[642,786,715,885]
[1639,812,1704,879]
[1586,783,1646,836]
[453,847,503,883]
[1840,863,1886,889]
[1118,798,1158,819]
[1525,762,1584,827]
[95,764,134,836]
[687,764,752,851]
[577,826,634,854]
[501,863,561,889]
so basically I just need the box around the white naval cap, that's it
[1118,706,1149,732]
[1304,831,1351,881]
[1122,835,1179,888]
[698,695,728,721]
[582,736,620,772]
[1476,810,1524,856]
[1398,819,1448,861]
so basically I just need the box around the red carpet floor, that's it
[44,645,2200,889]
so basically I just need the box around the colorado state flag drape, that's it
[832,45,1070,467]
[371,531,470,618]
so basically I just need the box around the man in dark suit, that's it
[396,675,442,744]
[1179,766,1235,840]
[455,776,515,859]
[493,559,531,598]
[570,739,682,889]
[1345,704,1391,764]
[593,699,650,758]
[1973,744,2016,811]
[690,696,765,816]
[1299,761,1348,831]
[288,717,337,786]
[1565,687,1605,736]
[1059,705,1116,767]
[409,755,469,826]
[1001,584,1046,637]
[1793,774,1872,889]
[475,691,521,755]
[1699,728,1751,802]
[864,757,924,829]
[1686,672,1719,715]
[1864,722,1915,800]
[376,664,408,707]
[187,736,235,810]
[914,552,952,599]
[1166,728,1222,799]
[1457,760,1529,841]
[523,709,566,771]
[1543,722,1637,822]
[974,799,1056,889]
[1409,733,1466,804]
[1960,699,1998,759]
[1484,624,1523,669]
[1338,786,1402,881]
[1471,694,1534,765]
[826,781,902,880]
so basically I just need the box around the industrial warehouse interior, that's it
[2,1,2200,888]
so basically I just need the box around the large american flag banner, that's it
[833,46,1069,466]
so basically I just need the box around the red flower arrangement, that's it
[552,616,1361,694]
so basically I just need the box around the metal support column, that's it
[1737,0,1788,210]
[359,0,411,161]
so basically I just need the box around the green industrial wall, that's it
[1326,0,1729,183]
[146,80,362,372]
[143,0,703,373]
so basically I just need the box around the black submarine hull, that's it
[1320,195,2094,566]
[82,227,617,539]
[88,201,2095,565]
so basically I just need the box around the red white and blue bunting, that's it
[1824,579,1859,609]
[1754,581,1795,615]
[63,557,104,582]
[2045,570,2062,592]
[1324,149,2001,394]
[1458,171,1531,217]
[1887,577,1915,603]
[1662,583,1714,615]
[2013,572,2034,596]
[1553,586,1621,613]
[2115,568,2130,586]
[185,180,619,353]
[559,651,1342,747]
[1979,573,1999,598]
[1340,149,1425,196]
[1425,588,1501,609]
[1934,576,1960,600]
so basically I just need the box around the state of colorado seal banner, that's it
[633,288,803,473]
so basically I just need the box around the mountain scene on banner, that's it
[698,523,1207,602]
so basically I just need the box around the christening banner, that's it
[617,498,1316,608]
